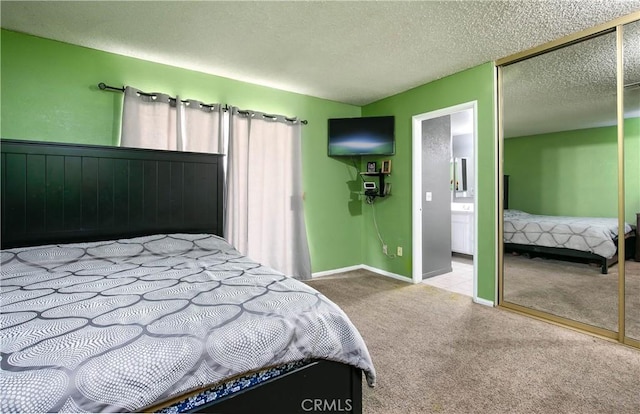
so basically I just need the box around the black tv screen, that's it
[328,116,395,156]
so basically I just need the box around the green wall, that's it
[361,63,497,302]
[504,118,640,224]
[1,29,500,303]
[0,29,363,273]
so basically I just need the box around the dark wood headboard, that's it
[1,139,224,249]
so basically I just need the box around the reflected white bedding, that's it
[504,209,632,259]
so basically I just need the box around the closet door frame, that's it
[496,11,640,348]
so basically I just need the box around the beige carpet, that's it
[504,254,640,337]
[306,270,640,414]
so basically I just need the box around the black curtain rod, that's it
[98,83,216,108]
[234,109,308,125]
[98,82,308,124]
[98,82,125,92]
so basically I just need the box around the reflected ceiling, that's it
[503,21,640,138]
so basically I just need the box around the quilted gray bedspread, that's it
[504,209,632,259]
[0,234,375,413]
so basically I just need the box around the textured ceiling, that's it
[2,0,639,106]
[503,19,640,137]
[1,1,639,137]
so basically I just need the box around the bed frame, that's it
[1,139,364,414]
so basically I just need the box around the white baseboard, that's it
[473,297,494,307]
[358,264,413,283]
[312,264,412,283]
[312,265,364,278]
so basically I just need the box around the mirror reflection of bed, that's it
[503,207,636,332]
[501,21,639,340]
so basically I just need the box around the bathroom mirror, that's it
[452,129,474,202]
[453,157,467,193]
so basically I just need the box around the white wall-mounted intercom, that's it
[363,181,376,191]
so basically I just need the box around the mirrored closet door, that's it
[624,19,640,346]
[498,12,640,346]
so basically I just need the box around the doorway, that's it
[412,101,479,301]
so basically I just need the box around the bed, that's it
[0,139,375,413]
[503,209,636,274]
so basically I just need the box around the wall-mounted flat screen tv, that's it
[328,116,395,156]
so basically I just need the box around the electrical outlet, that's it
[397,246,403,256]
[382,244,388,255]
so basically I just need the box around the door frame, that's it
[412,101,479,301]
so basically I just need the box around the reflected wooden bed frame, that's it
[504,237,635,274]
[0,139,363,413]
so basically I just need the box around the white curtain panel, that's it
[225,108,312,280]
[178,99,224,153]
[121,87,178,151]
[121,87,223,154]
